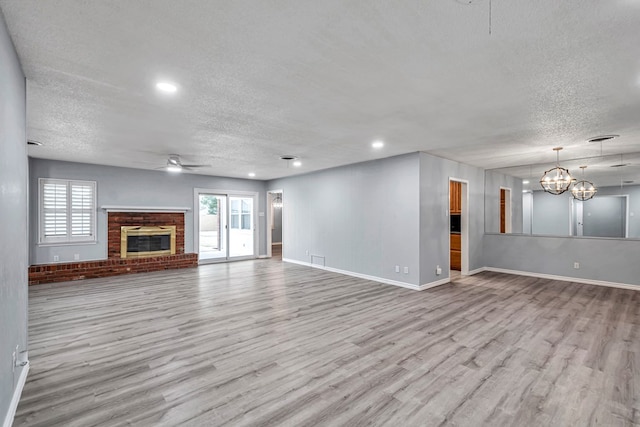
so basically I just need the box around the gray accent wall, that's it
[483,233,640,287]
[29,159,267,264]
[268,153,421,286]
[0,11,28,424]
[419,153,486,284]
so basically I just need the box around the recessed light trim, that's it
[522,180,530,184]
[587,134,619,143]
[156,81,178,93]
[372,140,384,149]
[279,155,298,161]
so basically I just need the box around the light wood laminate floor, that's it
[15,259,640,426]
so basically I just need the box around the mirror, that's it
[485,152,640,239]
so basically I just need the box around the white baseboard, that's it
[418,277,451,290]
[257,255,269,259]
[283,258,451,291]
[484,267,639,291]
[466,267,486,276]
[3,361,29,427]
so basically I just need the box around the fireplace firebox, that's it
[120,226,176,258]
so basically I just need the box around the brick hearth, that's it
[29,210,197,285]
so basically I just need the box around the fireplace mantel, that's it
[101,206,191,213]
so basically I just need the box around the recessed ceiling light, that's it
[522,180,530,184]
[587,134,619,143]
[27,140,43,146]
[248,172,256,177]
[372,140,384,149]
[156,81,177,93]
[292,160,302,167]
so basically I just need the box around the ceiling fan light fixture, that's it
[167,164,182,172]
[587,134,619,143]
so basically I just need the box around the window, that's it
[39,178,96,244]
[230,198,252,230]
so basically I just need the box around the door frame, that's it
[266,189,283,258]
[193,188,259,264]
[449,178,470,275]
[499,186,512,233]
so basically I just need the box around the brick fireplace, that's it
[29,209,198,285]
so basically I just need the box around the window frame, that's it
[39,178,97,245]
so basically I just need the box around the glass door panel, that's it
[229,196,254,258]
[198,194,227,260]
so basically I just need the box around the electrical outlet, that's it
[436,265,442,275]
[574,262,580,269]
[404,267,409,274]
[53,255,59,262]
[74,254,80,260]
[395,265,400,273]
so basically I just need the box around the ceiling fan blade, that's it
[181,164,210,168]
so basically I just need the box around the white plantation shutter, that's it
[71,183,94,238]
[42,182,68,239]
[40,179,96,244]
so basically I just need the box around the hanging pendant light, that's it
[540,147,574,195]
[272,193,283,208]
[571,166,597,201]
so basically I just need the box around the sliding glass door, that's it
[196,190,257,263]
[198,194,227,260]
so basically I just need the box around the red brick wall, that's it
[29,211,197,285]
[28,254,198,285]
[108,212,185,258]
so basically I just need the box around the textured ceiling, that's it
[1,0,640,180]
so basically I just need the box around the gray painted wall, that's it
[483,233,640,287]
[268,153,421,286]
[29,159,267,264]
[595,184,640,238]
[531,190,571,235]
[419,153,486,284]
[484,170,524,234]
[0,12,28,423]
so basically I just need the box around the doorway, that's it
[194,189,258,263]
[449,178,469,276]
[266,190,283,260]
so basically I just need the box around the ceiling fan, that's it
[162,154,210,172]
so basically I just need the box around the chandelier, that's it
[540,147,574,195]
[272,193,283,208]
[571,166,597,201]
